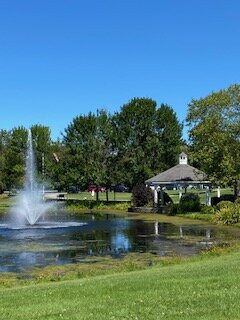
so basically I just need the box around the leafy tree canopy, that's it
[186,84,240,191]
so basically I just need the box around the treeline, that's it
[0,98,183,192]
[1,84,240,194]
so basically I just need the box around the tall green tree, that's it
[63,110,114,191]
[186,84,240,196]
[112,98,182,187]
[0,130,10,192]
[31,125,52,184]
[4,127,28,189]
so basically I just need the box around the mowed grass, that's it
[1,248,240,320]
[166,187,234,204]
[66,191,132,202]
[66,188,233,204]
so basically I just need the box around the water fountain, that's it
[3,129,86,230]
[11,130,52,225]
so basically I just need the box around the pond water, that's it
[0,212,239,272]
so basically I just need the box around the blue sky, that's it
[0,0,239,140]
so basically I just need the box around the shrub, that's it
[167,203,179,216]
[216,201,235,211]
[214,207,239,225]
[201,205,215,215]
[132,184,153,207]
[235,198,240,205]
[179,193,201,213]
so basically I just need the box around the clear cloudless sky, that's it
[0,0,239,140]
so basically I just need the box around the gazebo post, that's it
[217,186,221,198]
[153,185,158,206]
[206,186,211,206]
[154,221,159,235]
[179,186,183,199]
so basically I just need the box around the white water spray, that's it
[11,130,52,225]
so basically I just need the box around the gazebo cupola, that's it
[179,152,188,165]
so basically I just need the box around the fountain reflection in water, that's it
[11,130,53,225]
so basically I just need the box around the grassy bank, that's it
[0,194,14,216]
[0,244,240,319]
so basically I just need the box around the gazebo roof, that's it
[145,154,211,185]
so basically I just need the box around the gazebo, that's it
[145,152,212,206]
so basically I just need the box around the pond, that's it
[0,212,239,272]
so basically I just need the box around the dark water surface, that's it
[0,212,239,272]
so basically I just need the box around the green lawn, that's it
[1,247,240,319]
[66,188,233,204]
[66,191,132,202]
[166,187,234,204]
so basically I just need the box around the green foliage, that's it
[214,200,240,224]
[200,205,215,215]
[186,84,240,192]
[179,193,201,213]
[63,110,114,190]
[112,99,182,187]
[216,201,235,211]
[235,198,240,205]
[67,200,130,212]
[167,203,180,215]
[31,125,52,182]
[132,183,153,207]
[214,207,239,225]
[0,97,183,192]
[3,127,27,189]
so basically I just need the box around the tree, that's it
[30,125,52,184]
[186,84,240,196]
[112,98,182,187]
[63,110,114,193]
[0,130,10,192]
[4,127,28,189]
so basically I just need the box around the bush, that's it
[201,205,215,215]
[179,193,201,213]
[167,203,180,216]
[214,200,240,225]
[214,207,240,225]
[216,201,235,211]
[132,184,153,207]
[235,198,240,205]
